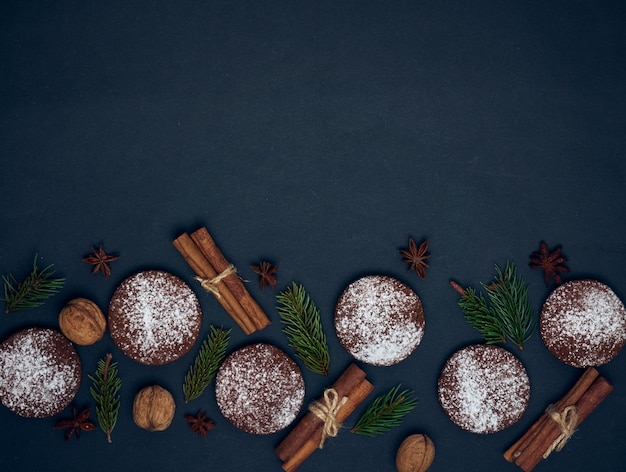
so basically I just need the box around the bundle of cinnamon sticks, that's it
[504,367,613,471]
[276,363,374,472]
[173,226,271,334]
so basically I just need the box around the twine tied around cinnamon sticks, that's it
[308,388,348,448]
[173,227,271,335]
[503,367,614,472]
[194,264,237,297]
[542,404,578,458]
[275,364,374,472]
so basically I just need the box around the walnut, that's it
[133,385,176,432]
[58,298,106,345]
[396,434,435,472]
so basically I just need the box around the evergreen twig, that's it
[2,254,65,313]
[484,262,535,349]
[89,353,121,443]
[183,325,231,403]
[276,282,330,376]
[351,384,417,436]
[452,260,535,349]
[456,285,507,345]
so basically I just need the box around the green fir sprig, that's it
[183,325,231,403]
[451,260,535,349]
[351,384,417,436]
[89,353,121,443]
[2,254,65,313]
[455,286,506,345]
[276,282,330,376]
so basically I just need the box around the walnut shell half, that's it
[396,433,435,472]
[133,385,176,432]
[58,297,106,345]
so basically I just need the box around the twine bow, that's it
[194,265,237,297]
[543,404,578,458]
[308,388,348,449]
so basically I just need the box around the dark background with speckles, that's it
[1,1,625,471]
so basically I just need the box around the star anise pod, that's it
[250,261,278,291]
[529,241,570,286]
[82,244,119,279]
[185,410,216,438]
[54,406,96,441]
[399,238,431,279]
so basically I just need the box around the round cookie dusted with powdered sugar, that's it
[215,343,304,435]
[0,327,81,418]
[108,270,202,365]
[438,344,530,434]
[334,275,425,366]
[540,279,626,368]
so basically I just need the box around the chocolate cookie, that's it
[108,270,202,365]
[540,279,626,367]
[0,327,81,418]
[215,343,305,435]
[334,275,425,366]
[438,344,530,434]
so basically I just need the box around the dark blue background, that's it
[1,1,625,471]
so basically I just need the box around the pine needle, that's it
[351,384,417,436]
[2,254,65,313]
[89,353,121,443]
[276,282,330,376]
[183,326,231,403]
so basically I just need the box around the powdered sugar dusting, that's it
[540,279,626,367]
[438,344,530,434]
[335,275,425,366]
[108,270,202,365]
[215,343,304,435]
[0,328,81,418]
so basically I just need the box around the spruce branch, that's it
[451,260,535,349]
[351,384,417,436]
[483,261,535,349]
[2,254,65,313]
[183,325,231,403]
[451,281,506,345]
[89,353,121,443]
[276,282,330,376]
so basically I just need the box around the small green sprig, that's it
[486,262,535,349]
[455,285,506,345]
[89,353,121,443]
[183,325,231,403]
[276,282,330,376]
[2,254,65,313]
[451,260,535,349]
[351,384,417,436]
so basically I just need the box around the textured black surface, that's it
[1,1,625,471]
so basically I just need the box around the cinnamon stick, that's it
[504,367,599,463]
[275,363,367,462]
[508,367,598,463]
[173,232,256,334]
[516,375,613,472]
[573,375,614,422]
[504,367,613,472]
[280,378,375,472]
[190,227,271,331]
